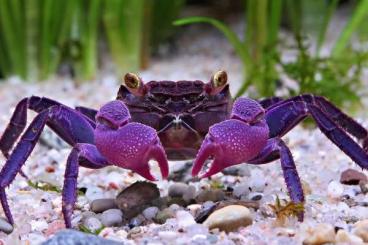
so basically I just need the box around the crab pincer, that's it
[192,98,269,178]
[95,100,169,181]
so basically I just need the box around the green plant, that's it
[0,0,77,80]
[69,0,101,80]
[283,0,368,108]
[174,0,282,98]
[102,0,147,74]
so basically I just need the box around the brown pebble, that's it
[340,169,367,185]
[115,181,160,219]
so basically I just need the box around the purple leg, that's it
[63,144,109,228]
[0,106,95,225]
[258,96,284,109]
[75,106,97,122]
[248,138,304,220]
[266,94,368,147]
[266,99,368,169]
[0,96,95,157]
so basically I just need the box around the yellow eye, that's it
[213,70,227,87]
[124,73,140,89]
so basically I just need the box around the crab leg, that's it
[248,138,304,220]
[266,94,368,148]
[266,100,368,169]
[258,96,284,109]
[0,96,95,157]
[63,144,109,228]
[75,106,98,121]
[0,106,95,224]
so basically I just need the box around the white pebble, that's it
[85,186,105,202]
[327,181,344,199]
[158,231,178,240]
[233,183,250,197]
[176,210,196,228]
[83,216,102,232]
[249,169,266,191]
[30,219,48,232]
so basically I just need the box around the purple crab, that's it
[0,71,368,228]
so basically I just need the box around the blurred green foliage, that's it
[175,0,368,107]
[0,0,184,80]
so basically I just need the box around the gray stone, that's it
[142,206,159,220]
[153,208,175,224]
[183,185,196,202]
[129,214,145,227]
[0,217,13,234]
[83,216,102,232]
[249,192,263,201]
[195,189,225,203]
[90,198,118,213]
[100,209,123,227]
[168,183,189,197]
[42,229,123,245]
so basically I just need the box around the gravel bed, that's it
[0,13,368,245]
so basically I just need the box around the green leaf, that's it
[333,0,368,57]
[174,17,250,67]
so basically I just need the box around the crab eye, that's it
[213,70,227,87]
[124,73,141,89]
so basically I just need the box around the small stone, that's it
[153,208,175,224]
[187,204,202,216]
[30,219,48,232]
[359,180,368,194]
[353,219,368,242]
[303,223,336,245]
[42,229,122,245]
[82,211,96,220]
[207,234,218,244]
[336,229,364,244]
[169,203,181,212]
[183,185,196,202]
[168,183,189,197]
[176,210,196,228]
[248,192,263,201]
[100,209,123,227]
[301,180,312,196]
[203,205,253,232]
[158,231,178,240]
[115,181,160,219]
[327,181,344,199]
[129,214,145,228]
[85,186,105,202]
[90,199,117,213]
[249,169,266,191]
[45,220,66,236]
[0,217,13,234]
[340,169,368,185]
[142,207,159,220]
[83,216,102,232]
[233,183,250,197]
[127,227,141,239]
[195,189,225,203]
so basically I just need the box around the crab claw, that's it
[95,101,169,181]
[192,119,269,178]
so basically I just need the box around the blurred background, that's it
[0,0,367,109]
